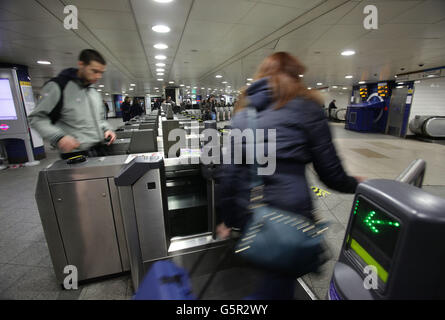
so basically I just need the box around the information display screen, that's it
[346,195,402,283]
[0,78,18,120]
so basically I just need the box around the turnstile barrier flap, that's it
[115,155,164,186]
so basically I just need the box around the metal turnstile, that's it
[35,155,131,283]
[115,155,227,291]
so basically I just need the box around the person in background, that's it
[166,96,176,108]
[153,98,161,111]
[29,49,116,159]
[103,100,109,120]
[121,96,132,122]
[328,99,337,120]
[216,52,364,299]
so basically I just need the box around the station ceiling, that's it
[1,0,444,97]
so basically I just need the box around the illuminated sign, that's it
[347,196,402,284]
[0,124,10,131]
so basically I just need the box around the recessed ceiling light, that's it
[97,89,102,92]
[247,78,253,81]
[37,60,51,65]
[201,87,205,89]
[180,84,184,87]
[157,79,164,81]
[129,88,134,91]
[358,81,366,84]
[154,0,174,3]
[427,74,436,78]
[308,87,312,90]
[193,87,197,89]
[216,75,223,78]
[152,25,170,33]
[299,75,304,78]
[222,81,228,84]
[156,63,166,67]
[342,87,348,90]
[154,87,159,90]
[246,83,251,86]
[186,86,190,88]
[169,81,175,84]
[345,75,353,79]
[157,73,164,76]
[156,68,165,72]
[341,50,356,56]
[317,83,323,86]
[154,43,168,50]
[105,93,109,96]
[130,84,136,87]
[332,86,338,88]
[98,85,105,88]
[397,82,404,85]
[155,55,167,60]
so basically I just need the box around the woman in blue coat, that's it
[216,52,363,299]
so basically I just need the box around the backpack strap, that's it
[45,75,71,124]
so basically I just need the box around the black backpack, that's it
[45,75,72,124]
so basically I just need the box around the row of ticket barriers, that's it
[35,109,445,299]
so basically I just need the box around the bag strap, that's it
[45,76,71,124]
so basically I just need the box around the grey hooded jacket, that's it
[29,68,112,152]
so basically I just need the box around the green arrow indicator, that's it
[363,211,400,233]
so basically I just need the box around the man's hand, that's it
[58,136,81,153]
[104,130,117,145]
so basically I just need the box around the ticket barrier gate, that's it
[108,129,158,155]
[329,159,445,299]
[35,155,131,283]
[115,155,228,291]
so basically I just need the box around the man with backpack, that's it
[29,49,116,159]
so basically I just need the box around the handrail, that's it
[395,159,426,188]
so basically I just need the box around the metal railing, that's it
[395,159,426,188]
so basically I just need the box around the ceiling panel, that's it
[64,0,132,12]
[189,0,256,24]
[77,10,137,31]
[240,3,306,28]
[391,0,445,24]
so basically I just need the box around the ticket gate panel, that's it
[36,155,130,283]
[49,179,123,280]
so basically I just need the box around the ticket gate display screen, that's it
[0,78,18,120]
[345,195,402,284]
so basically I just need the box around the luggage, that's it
[133,260,196,300]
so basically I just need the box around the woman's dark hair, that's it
[79,49,107,66]
[235,52,322,113]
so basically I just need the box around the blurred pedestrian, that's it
[216,52,364,299]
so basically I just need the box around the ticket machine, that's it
[0,68,43,165]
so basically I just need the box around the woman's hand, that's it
[216,223,232,240]
[354,176,368,183]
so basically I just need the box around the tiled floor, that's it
[0,120,444,300]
